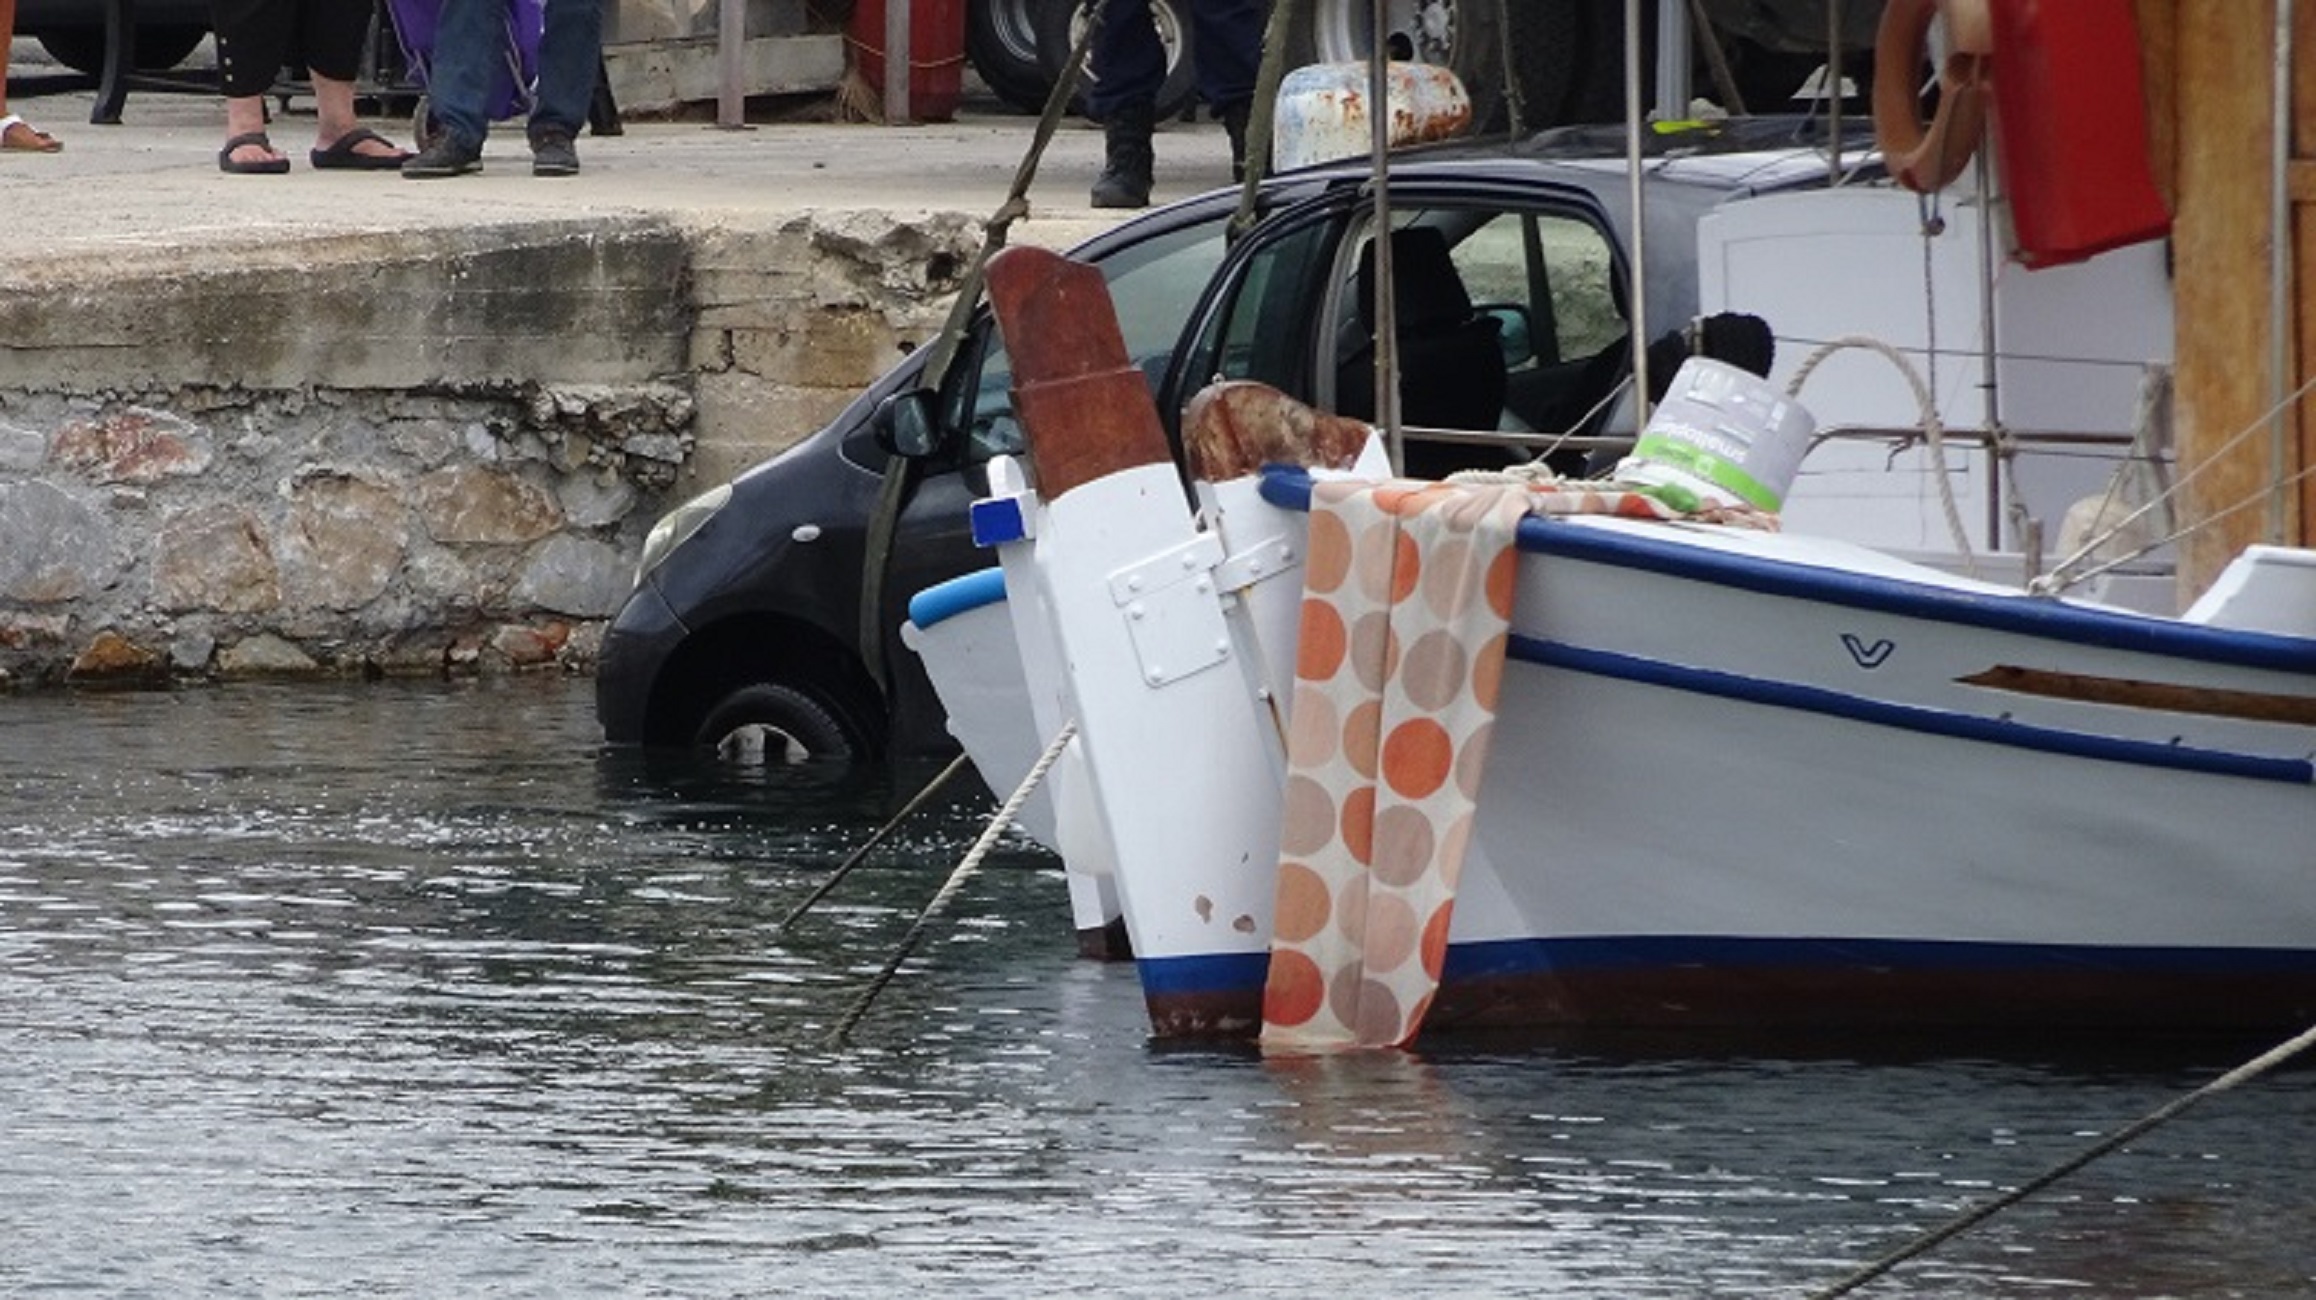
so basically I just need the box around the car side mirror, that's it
[874,388,943,459]
[1479,304,1537,369]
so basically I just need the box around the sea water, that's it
[2,679,2311,1298]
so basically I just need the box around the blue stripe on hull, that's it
[1513,637,2316,785]
[1135,938,2316,1035]
[1254,467,2316,675]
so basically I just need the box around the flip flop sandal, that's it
[219,131,291,175]
[0,115,62,153]
[310,127,412,171]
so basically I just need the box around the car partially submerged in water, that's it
[594,117,1880,764]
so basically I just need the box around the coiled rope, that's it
[1808,1018,2316,1297]
[829,720,1078,1045]
[1784,333,1977,577]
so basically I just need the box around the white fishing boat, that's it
[900,0,2316,1047]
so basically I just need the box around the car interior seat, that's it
[1334,226,1509,449]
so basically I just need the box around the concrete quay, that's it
[0,72,1239,689]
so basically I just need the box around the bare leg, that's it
[0,0,63,149]
[312,73,404,159]
[222,93,286,167]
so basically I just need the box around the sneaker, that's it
[530,129,579,177]
[402,134,482,179]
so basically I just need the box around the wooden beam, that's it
[2171,0,2290,592]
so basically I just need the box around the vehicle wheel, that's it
[1501,1,1583,133]
[1034,0,1198,123]
[968,0,1060,113]
[694,683,862,766]
[1295,0,1505,134]
[37,22,209,76]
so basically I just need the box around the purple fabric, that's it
[387,0,543,121]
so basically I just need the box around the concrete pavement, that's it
[0,55,1238,262]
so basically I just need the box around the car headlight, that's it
[633,482,732,587]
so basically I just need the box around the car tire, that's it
[968,0,1061,113]
[36,22,208,76]
[1294,0,1505,133]
[1034,0,1198,123]
[694,683,862,766]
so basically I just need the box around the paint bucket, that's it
[1614,357,1815,513]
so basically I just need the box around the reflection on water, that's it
[2,678,2311,1297]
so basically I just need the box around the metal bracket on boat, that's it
[1106,533,1232,687]
[1212,532,1300,595]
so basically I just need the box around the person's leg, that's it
[305,0,404,160]
[1088,0,1163,208]
[213,0,294,169]
[527,0,603,139]
[0,0,64,150]
[420,0,503,149]
[1191,0,1264,179]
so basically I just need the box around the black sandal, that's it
[310,127,411,171]
[219,132,290,175]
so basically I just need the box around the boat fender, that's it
[1872,0,1993,194]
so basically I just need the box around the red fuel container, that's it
[1988,0,2172,268]
[848,0,968,123]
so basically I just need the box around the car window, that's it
[1320,203,1627,441]
[953,214,1233,465]
[1175,213,1344,401]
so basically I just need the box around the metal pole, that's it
[1625,0,1650,429]
[717,0,746,128]
[1653,0,1689,121]
[1371,0,1402,469]
[1825,0,1843,183]
[885,0,913,124]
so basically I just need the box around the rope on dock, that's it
[828,721,1077,1046]
[1808,1018,2316,1298]
[778,752,972,935]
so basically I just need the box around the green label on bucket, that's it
[1629,432,1783,512]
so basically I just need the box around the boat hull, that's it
[983,479,2316,1039]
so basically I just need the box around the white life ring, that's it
[1872,0,1994,193]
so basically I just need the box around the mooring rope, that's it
[828,720,1078,1045]
[777,751,973,935]
[2035,370,2316,596]
[1807,1019,2316,1298]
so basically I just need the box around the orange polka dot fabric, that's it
[1260,479,1529,1052]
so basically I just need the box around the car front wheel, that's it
[694,683,862,766]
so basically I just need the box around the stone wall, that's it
[0,210,979,689]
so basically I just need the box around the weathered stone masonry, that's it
[0,210,979,689]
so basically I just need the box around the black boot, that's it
[1220,99,1251,183]
[1090,99,1156,209]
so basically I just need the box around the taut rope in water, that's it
[1807,1019,2316,1298]
[778,752,973,935]
[829,721,1078,1045]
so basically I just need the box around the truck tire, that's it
[1034,0,1197,122]
[967,0,1060,113]
[1294,0,1505,133]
